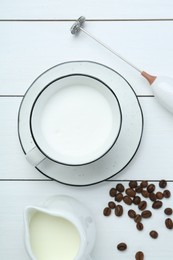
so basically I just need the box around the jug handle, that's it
[26,146,46,166]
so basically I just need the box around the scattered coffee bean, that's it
[134,214,142,223]
[159,179,167,189]
[117,242,127,251]
[123,196,133,205]
[141,190,149,198]
[150,230,158,239]
[106,180,172,252]
[109,188,117,197]
[163,189,171,198]
[116,183,125,193]
[147,184,155,193]
[165,218,173,229]
[135,251,144,260]
[138,201,147,211]
[126,188,136,197]
[115,193,123,202]
[156,191,164,200]
[141,210,152,218]
[128,209,136,219]
[115,205,123,217]
[129,180,138,188]
[135,186,143,193]
[164,208,173,216]
[152,200,163,209]
[103,207,111,216]
[149,193,157,202]
[108,201,116,209]
[140,181,148,188]
[133,196,141,205]
[136,222,144,231]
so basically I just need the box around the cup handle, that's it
[26,146,46,166]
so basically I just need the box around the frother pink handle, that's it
[141,71,157,85]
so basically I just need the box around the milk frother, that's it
[71,16,173,114]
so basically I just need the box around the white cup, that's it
[24,195,96,260]
[27,74,122,166]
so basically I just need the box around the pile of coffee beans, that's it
[103,179,173,259]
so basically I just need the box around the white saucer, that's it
[18,61,143,186]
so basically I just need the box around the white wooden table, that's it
[1,1,173,259]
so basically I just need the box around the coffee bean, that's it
[116,183,125,193]
[115,193,123,202]
[115,205,123,217]
[152,200,163,209]
[108,201,116,209]
[135,251,144,260]
[141,210,152,218]
[165,218,173,229]
[136,222,144,231]
[159,179,167,189]
[164,208,173,216]
[156,191,164,200]
[149,193,157,202]
[133,196,141,205]
[129,180,138,188]
[128,209,136,219]
[117,242,127,251]
[163,189,171,198]
[147,184,155,193]
[141,190,149,198]
[134,214,142,223]
[138,201,147,211]
[126,188,136,197]
[150,230,158,239]
[140,181,148,188]
[135,186,143,193]
[123,196,133,205]
[109,188,117,197]
[103,207,111,216]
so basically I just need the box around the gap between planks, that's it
[1,179,173,182]
[0,19,173,22]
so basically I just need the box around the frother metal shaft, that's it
[71,16,142,73]
[71,17,173,115]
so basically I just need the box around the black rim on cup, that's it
[29,73,122,166]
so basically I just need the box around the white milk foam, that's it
[41,84,114,163]
[29,212,80,260]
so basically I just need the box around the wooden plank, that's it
[1,180,173,259]
[0,21,173,95]
[111,96,173,181]
[0,0,173,19]
[0,97,48,180]
[1,97,173,181]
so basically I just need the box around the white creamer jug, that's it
[24,195,96,260]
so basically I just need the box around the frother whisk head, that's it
[70,16,86,35]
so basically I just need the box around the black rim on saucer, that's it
[18,60,144,186]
